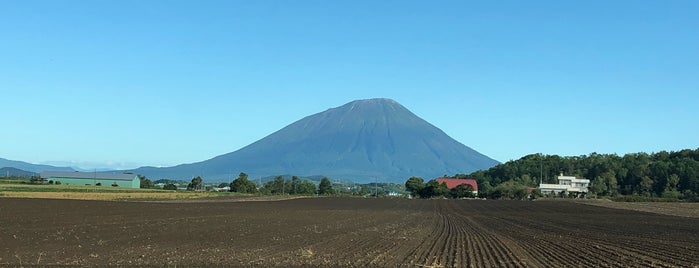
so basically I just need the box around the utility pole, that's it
[375,178,378,198]
[540,154,543,184]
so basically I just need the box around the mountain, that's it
[132,98,499,183]
[0,167,38,177]
[0,158,74,173]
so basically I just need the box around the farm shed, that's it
[436,177,478,195]
[40,171,140,188]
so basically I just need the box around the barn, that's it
[436,177,478,195]
[40,171,140,188]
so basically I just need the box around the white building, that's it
[538,173,590,196]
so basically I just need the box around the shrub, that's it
[163,184,177,191]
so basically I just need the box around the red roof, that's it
[436,178,478,191]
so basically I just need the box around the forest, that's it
[461,148,699,201]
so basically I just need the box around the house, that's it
[538,173,589,196]
[436,177,478,195]
[40,171,141,189]
[384,191,401,197]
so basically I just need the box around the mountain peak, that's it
[350,98,398,104]
[344,98,401,109]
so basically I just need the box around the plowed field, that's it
[1,197,697,267]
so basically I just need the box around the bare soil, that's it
[1,197,697,267]
[574,199,699,218]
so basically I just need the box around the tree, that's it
[230,172,257,193]
[163,183,177,190]
[218,182,229,188]
[297,180,316,195]
[290,176,300,194]
[263,176,286,194]
[529,189,543,200]
[420,180,449,198]
[139,175,154,189]
[602,171,618,196]
[187,176,203,191]
[639,176,654,197]
[405,177,425,197]
[318,177,334,195]
[667,174,680,190]
[478,181,493,198]
[589,176,607,196]
[491,181,529,200]
[29,176,44,185]
[450,184,475,198]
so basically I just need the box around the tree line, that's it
[462,148,699,200]
[227,172,334,195]
[404,177,476,199]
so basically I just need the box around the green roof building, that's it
[40,171,140,188]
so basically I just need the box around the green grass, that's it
[0,178,29,184]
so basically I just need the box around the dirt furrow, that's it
[2,198,698,267]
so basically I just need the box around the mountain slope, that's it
[133,98,499,182]
[0,167,38,177]
[0,158,74,173]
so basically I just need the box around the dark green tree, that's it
[263,176,286,194]
[297,180,316,195]
[318,177,334,195]
[290,176,300,194]
[163,183,177,190]
[139,175,154,189]
[187,176,203,191]
[420,180,449,198]
[491,181,530,200]
[230,172,257,193]
[405,177,425,197]
[589,176,607,196]
[450,184,475,198]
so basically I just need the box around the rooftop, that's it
[41,171,137,181]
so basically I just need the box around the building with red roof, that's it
[436,177,478,195]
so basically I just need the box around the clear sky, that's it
[1,0,698,170]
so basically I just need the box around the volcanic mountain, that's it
[133,98,499,182]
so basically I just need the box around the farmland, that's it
[1,198,697,267]
[0,183,243,201]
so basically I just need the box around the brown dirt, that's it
[574,199,699,218]
[1,197,697,267]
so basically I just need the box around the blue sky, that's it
[1,1,698,170]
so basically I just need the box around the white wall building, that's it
[539,173,590,196]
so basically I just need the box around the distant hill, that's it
[132,98,499,183]
[0,167,37,177]
[0,158,74,173]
